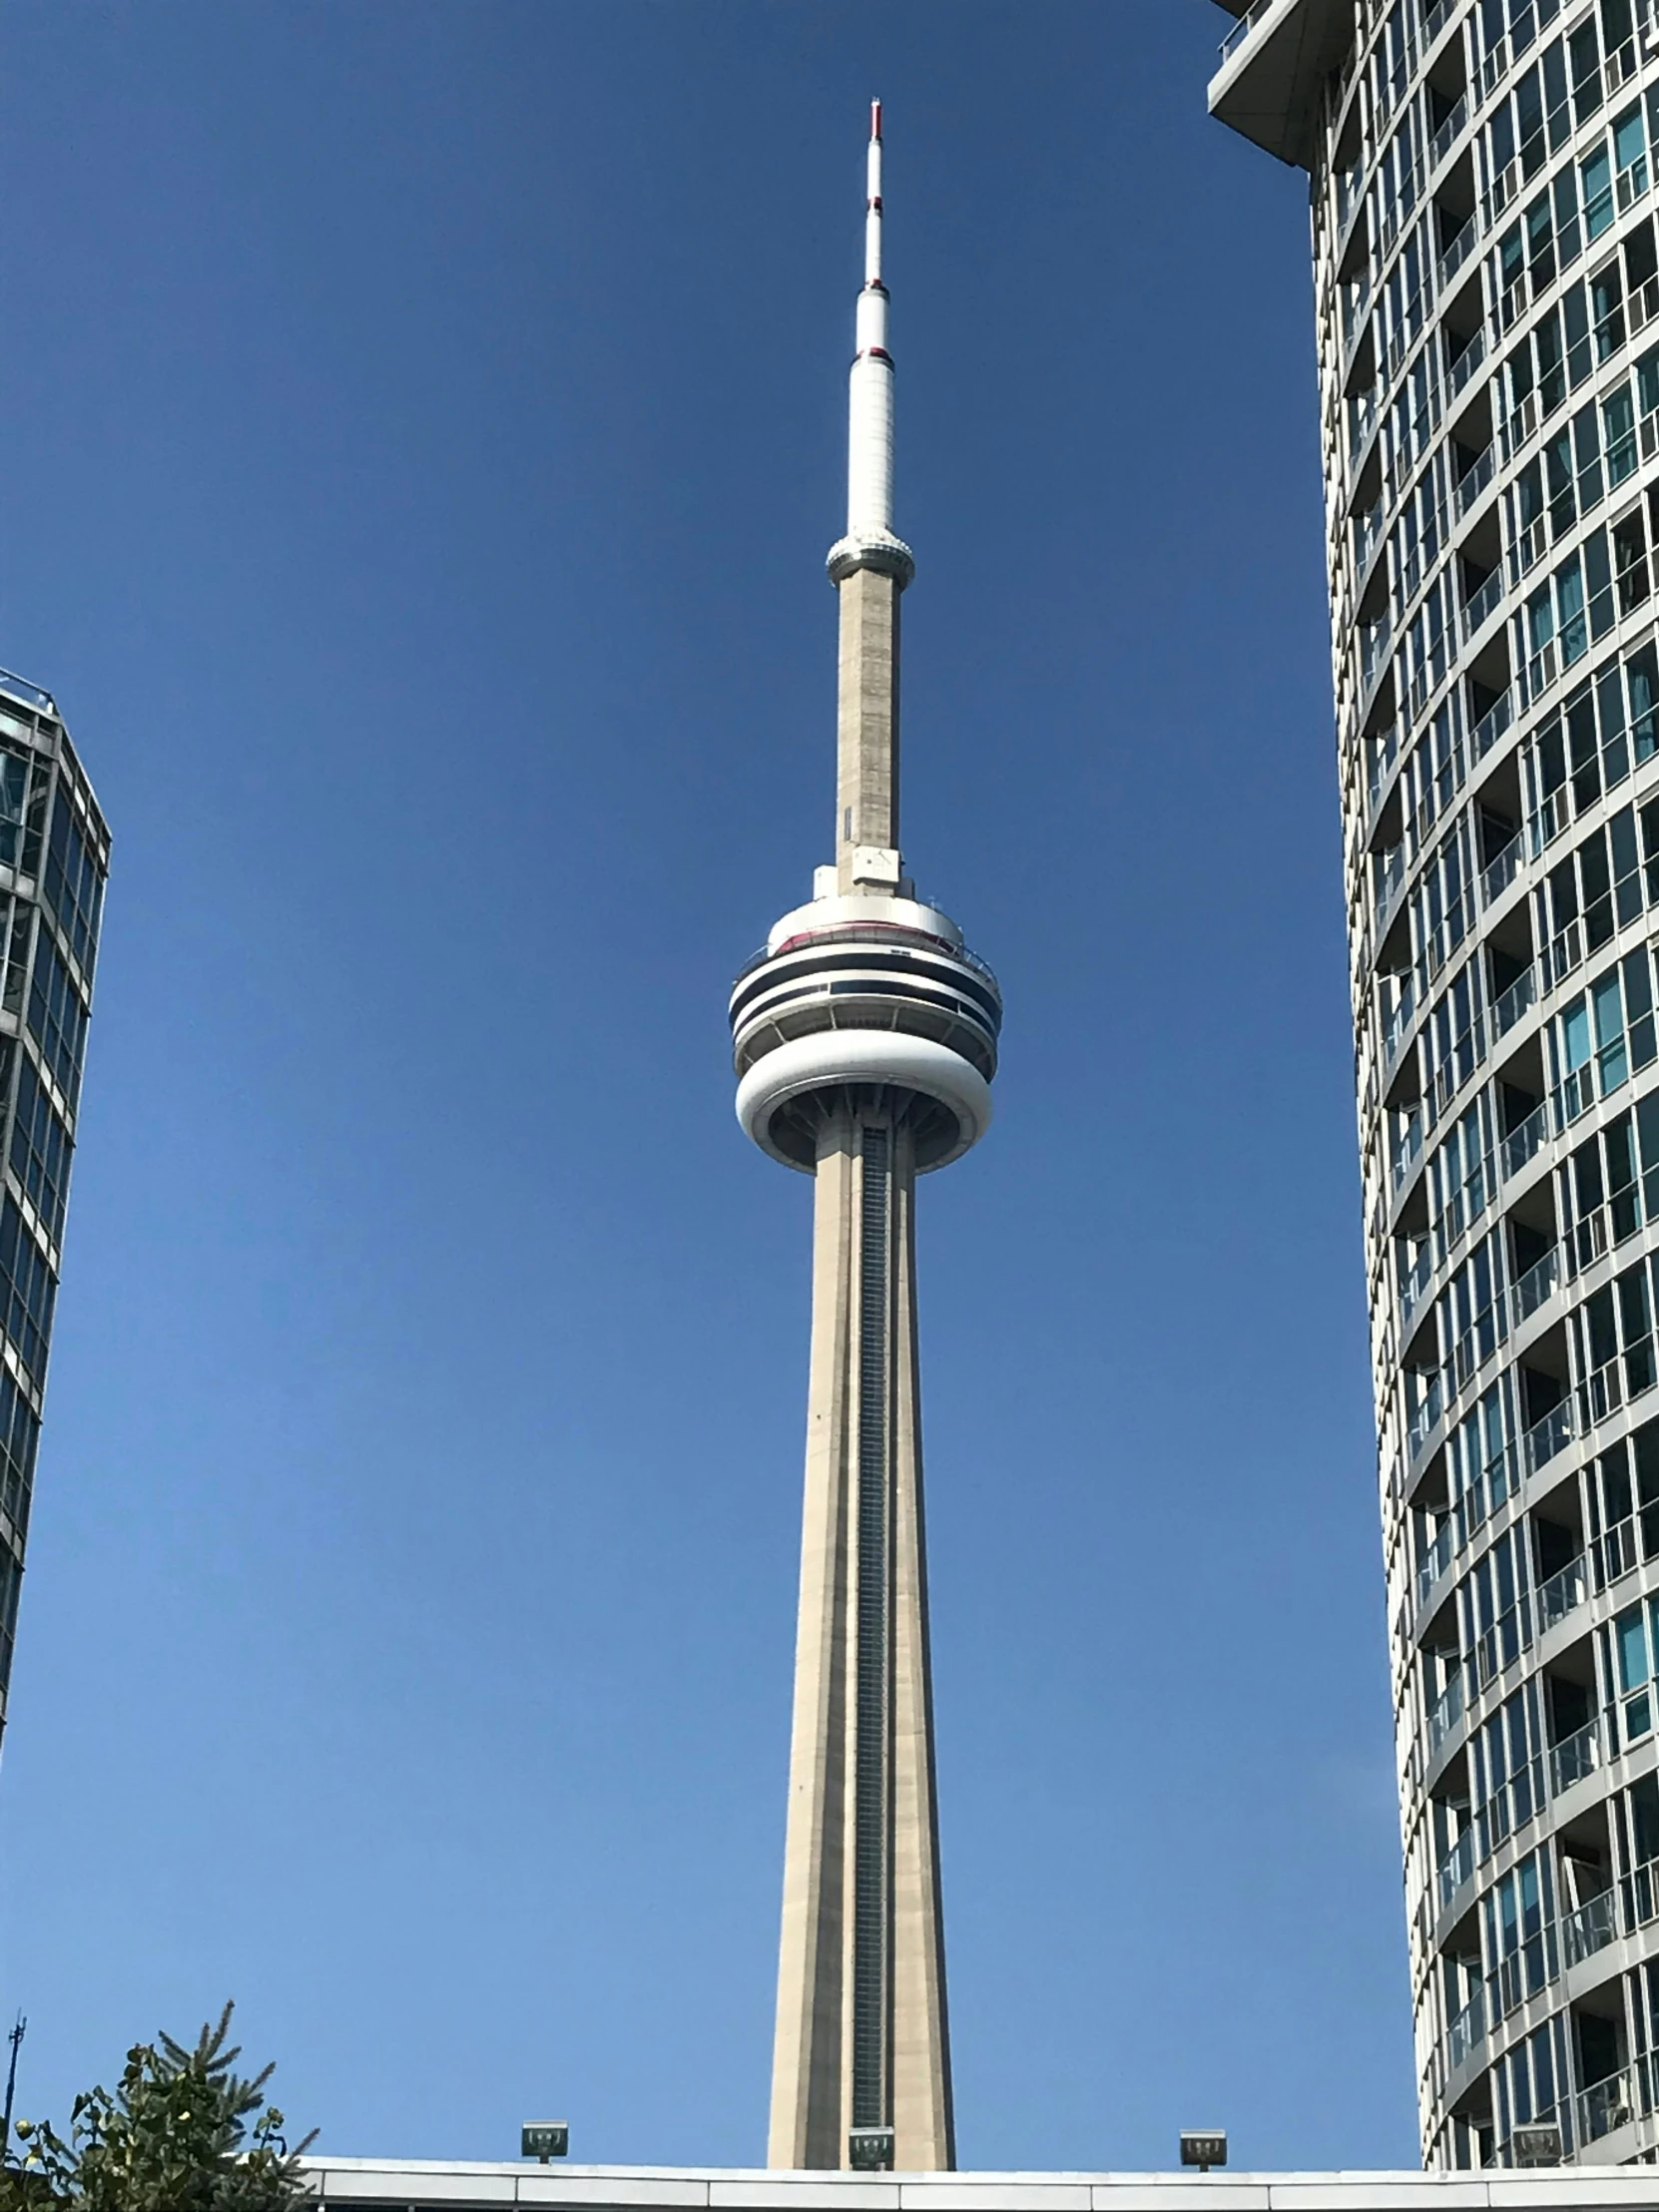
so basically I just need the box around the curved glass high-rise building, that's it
[1214,0,1659,2172]
[0,668,107,1753]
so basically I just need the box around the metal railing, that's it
[1560,1883,1619,1967]
[1375,844,1406,924]
[1449,325,1487,396]
[1429,92,1469,174]
[1481,826,1523,905]
[1510,1243,1559,1325]
[0,670,56,719]
[1549,1714,1602,1795]
[1427,1668,1464,1755]
[1525,1394,1575,1475]
[1437,1824,1476,1908]
[1455,445,1496,518]
[1446,1987,1484,2070]
[731,924,998,990]
[1217,0,1274,64]
[1416,1505,1657,1780]
[1491,965,1537,1040]
[1461,566,1505,641]
[1415,1519,1455,1609]
[1437,209,1479,288]
[1488,2050,1659,2165]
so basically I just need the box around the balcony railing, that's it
[1217,0,1274,65]
[1510,1243,1559,1324]
[1501,1100,1547,1180]
[1416,1504,1659,1793]
[1461,566,1505,641]
[0,670,56,719]
[1491,965,1537,1039]
[1437,209,1479,288]
[1427,1669,1465,1755]
[1374,843,1406,924]
[1549,1714,1602,1795]
[1481,826,1523,905]
[1429,92,1469,174]
[1437,1824,1476,1908]
[1400,1242,1435,1331]
[1366,722,1400,815]
[1536,1549,1590,1633]
[1455,444,1496,518]
[1415,1518,1455,1610]
[1526,1393,1575,1472]
[1449,325,1487,396]
[1561,1884,1619,1967]
[1446,1987,1485,2070]
[1489,2051,1659,2165]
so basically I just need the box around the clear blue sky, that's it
[0,0,1415,2177]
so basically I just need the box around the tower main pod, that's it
[730,109,1000,2174]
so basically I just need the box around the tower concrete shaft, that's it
[767,1104,952,2171]
[735,103,995,2176]
[835,569,900,892]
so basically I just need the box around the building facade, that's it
[1213,0,1659,2174]
[730,111,999,2173]
[0,669,107,1747]
[290,2161,1659,2207]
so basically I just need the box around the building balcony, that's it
[1208,0,1357,171]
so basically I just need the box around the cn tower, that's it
[730,106,999,2176]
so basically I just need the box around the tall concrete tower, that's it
[730,107,999,2176]
[1210,0,1659,2172]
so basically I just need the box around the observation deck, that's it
[730,892,1000,1173]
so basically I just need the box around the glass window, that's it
[11,1056,74,1250]
[1606,385,1638,482]
[1573,22,1605,122]
[44,788,102,979]
[0,1368,38,1547]
[0,1197,55,1390]
[1596,967,1627,1077]
[25,934,88,1115]
[1585,144,1615,237]
[1620,1602,1655,1736]
[1616,101,1648,185]
[0,745,45,878]
[1634,641,1659,760]
[1565,276,1594,381]
[1558,554,1589,663]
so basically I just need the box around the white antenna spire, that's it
[847,98,894,543]
[864,98,883,285]
[827,101,912,591]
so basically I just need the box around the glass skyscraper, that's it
[0,668,107,1748]
[1215,0,1659,2170]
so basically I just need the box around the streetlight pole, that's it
[2,2014,26,2163]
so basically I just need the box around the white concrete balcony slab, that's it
[1208,0,1357,170]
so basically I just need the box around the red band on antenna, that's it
[871,99,882,141]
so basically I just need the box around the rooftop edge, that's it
[295,2162,1659,2203]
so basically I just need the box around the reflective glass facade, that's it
[1211,0,1659,2172]
[0,671,107,1744]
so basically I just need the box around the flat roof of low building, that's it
[295,2164,1659,2210]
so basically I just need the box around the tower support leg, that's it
[768,1096,953,2173]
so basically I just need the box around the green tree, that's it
[0,2003,314,2210]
